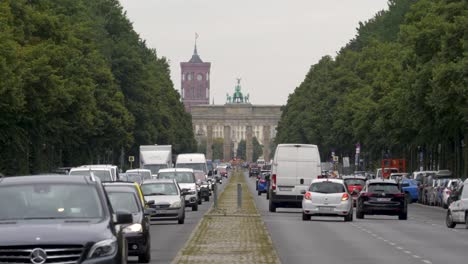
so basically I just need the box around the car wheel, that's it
[405,193,412,204]
[138,240,151,263]
[204,196,209,202]
[302,212,311,221]
[356,209,364,219]
[178,214,185,225]
[465,213,468,229]
[398,212,407,220]
[192,204,198,211]
[198,198,202,205]
[344,210,353,222]
[269,198,276,212]
[266,191,270,200]
[446,210,456,228]
[443,201,448,209]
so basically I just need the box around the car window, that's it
[0,184,103,220]
[158,172,195,183]
[368,183,400,194]
[107,192,140,213]
[309,182,345,194]
[141,183,178,196]
[70,170,112,182]
[344,179,365,186]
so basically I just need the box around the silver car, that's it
[442,179,462,209]
[446,179,468,228]
[301,179,353,221]
[141,179,186,224]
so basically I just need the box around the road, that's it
[129,177,228,264]
[244,171,468,264]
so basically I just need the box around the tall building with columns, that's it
[180,44,211,112]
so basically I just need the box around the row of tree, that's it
[0,0,196,175]
[276,0,467,176]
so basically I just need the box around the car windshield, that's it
[368,183,400,194]
[176,163,206,173]
[107,191,139,213]
[344,179,365,186]
[0,183,103,220]
[141,183,178,196]
[158,171,195,183]
[143,164,166,175]
[309,182,345,193]
[70,170,112,182]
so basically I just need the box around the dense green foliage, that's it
[236,138,263,161]
[276,0,467,175]
[0,0,196,175]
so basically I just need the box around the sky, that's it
[118,0,389,105]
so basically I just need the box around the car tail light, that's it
[394,193,405,198]
[271,174,277,190]
[304,192,312,200]
[341,193,349,201]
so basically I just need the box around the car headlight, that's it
[87,238,117,259]
[123,223,142,233]
[170,201,181,208]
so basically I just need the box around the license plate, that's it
[319,207,333,212]
[377,198,391,202]
[279,187,293,191]
[155,210,171,214]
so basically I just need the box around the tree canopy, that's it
[276,0,467,175]
[0,0,196,175]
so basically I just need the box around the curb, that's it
[170,174,232,264]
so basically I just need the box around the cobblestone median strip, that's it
[172,170,281,264]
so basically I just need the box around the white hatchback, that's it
[301,179,353,221]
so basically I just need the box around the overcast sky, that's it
[119,0,389,105]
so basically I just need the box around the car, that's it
[356,179,407,220]
[125,169,152,184]
[400,178,419,204]
[446,179,468,228]
[442,179,462,209]
[0,175,132,264]
[218,165,229,178]
[249,165,260,178]
[80,164,120,181]
[140,179,186,224]
[269,144,322,212]
[301,179,353,221]
[343,176,366,206]
[157,168,199,211]
[257,172,270,196]
[103,182,151,263]
[69,167,114,182]
[194,170,211,202]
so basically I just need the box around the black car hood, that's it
[0,219,113,246]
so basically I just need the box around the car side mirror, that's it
[144,208,155,216]
[181,189,189,196]
[300,190,306,195]
[146,200,155,206]
[115,211,133,225]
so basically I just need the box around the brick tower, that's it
[180,43,211,112]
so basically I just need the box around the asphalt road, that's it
[129,176,229,264]
[245,171,468,264]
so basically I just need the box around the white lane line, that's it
[413,255,420,258]
[422,260,432,264]
[389,242,396,246]
[404,250,412,254]
[396,246,403,250]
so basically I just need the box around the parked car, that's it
[400,178,419,204]
[446,179,468,228]
[157,168,199,211]
[301,179,353,221]
[443,179,463,209]
[356,179,407,220]
[343,176,366,206]
[269,144,322,212]
[103,182,152,263]
[0,175,132,263]
[140,179,186,224]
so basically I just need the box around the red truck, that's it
[380,159,406,179]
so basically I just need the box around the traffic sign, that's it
[128,156,135,162]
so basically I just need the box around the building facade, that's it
[180,45,211,112]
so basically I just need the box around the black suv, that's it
[356,179,408,220]
[0,175,133,264]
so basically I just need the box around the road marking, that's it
[422,260,432,264]
[396,246,403,250]
[404,250,412,254]
[389,242,396,246]
[413,255,420,258]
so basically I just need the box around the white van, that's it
[269,144,321,212]
[175,153,208,174]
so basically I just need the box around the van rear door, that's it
[296,146,320,193]
[275,146,298,194]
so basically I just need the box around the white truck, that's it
[139,145,172,176]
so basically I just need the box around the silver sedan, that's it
[301,179,353,221]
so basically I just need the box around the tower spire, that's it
[194,32,199,55]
